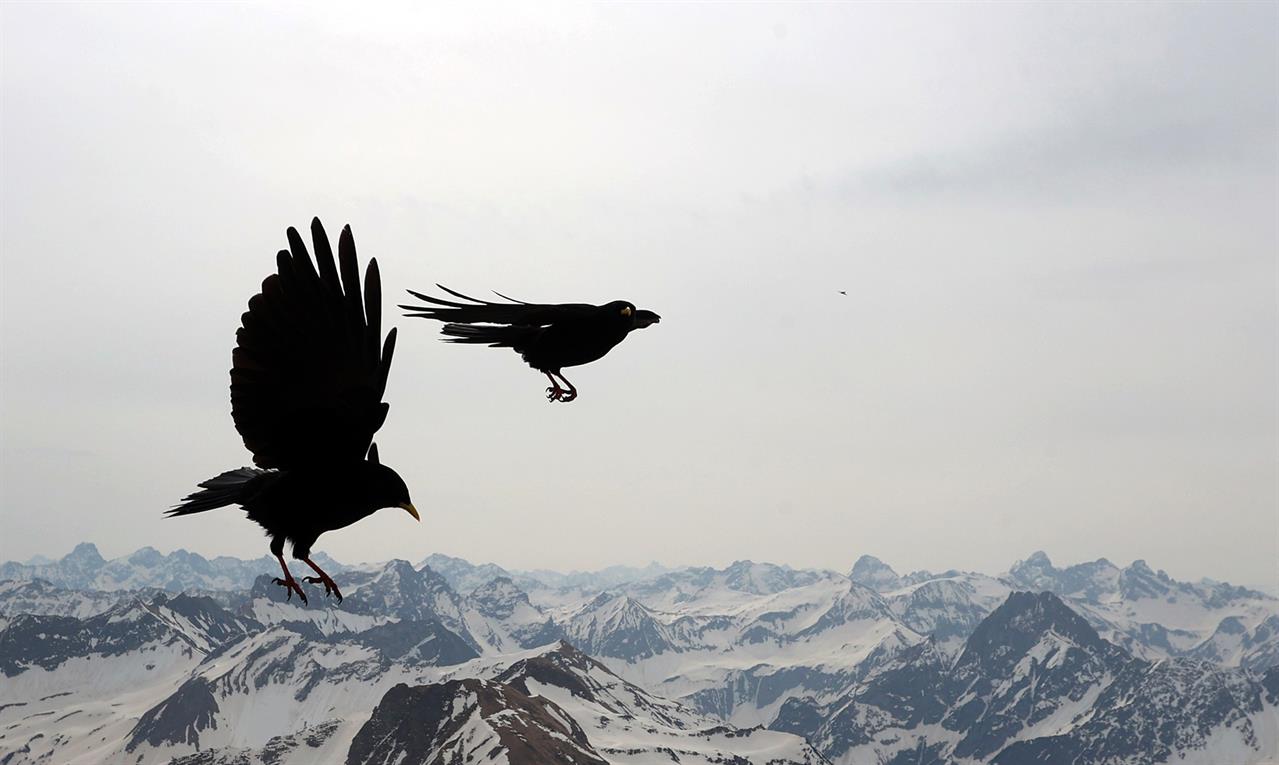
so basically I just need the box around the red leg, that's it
[554,372,578,403]
[301,557,343,602]
[273,554,308,605]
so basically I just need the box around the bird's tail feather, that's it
[167,467,266,517]
[440,323,539,348]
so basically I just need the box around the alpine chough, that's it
[168,219,417,604]
[400,286,660,402]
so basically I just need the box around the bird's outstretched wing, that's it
[231,218,396,469]
[400,285,598,326]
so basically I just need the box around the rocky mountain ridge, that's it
[2,546,1276,764]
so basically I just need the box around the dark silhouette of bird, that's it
[839,290,847,295]
[168,219,418,604]
[400,286,660,402]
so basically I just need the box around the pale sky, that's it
[1,3,1275,588]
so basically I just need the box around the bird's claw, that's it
[304,575,344,603]
[273,576,308,605]
[545,386,577,403]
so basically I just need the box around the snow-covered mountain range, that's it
[1,545,1276,764]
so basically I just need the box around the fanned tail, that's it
[167,467,268,517]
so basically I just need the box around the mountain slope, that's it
[4,546,1277,765]
[346,678,608,765]
[771,591,1279,765]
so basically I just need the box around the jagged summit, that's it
[68,541,106,563]
[850,554,903,592]
[347,678,608,765]
[566,592,676,660]
[468,576,532,619]
[955,591,1128,677]
[416,552,518,594]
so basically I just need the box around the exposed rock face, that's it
[127,677,220,752]
[345,679,608,765]
[345,641,830,765]
[995,659,1272,764]
[772,591,1279,764]
[0,594,258,676]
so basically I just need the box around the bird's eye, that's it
[621,306,633,317]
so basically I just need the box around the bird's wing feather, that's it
[400,285,598,326]
[230,218,395,469]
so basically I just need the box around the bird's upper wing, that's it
[400,285,598,326]
[230,219,396,469]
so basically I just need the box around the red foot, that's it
[544,374,578,403]
[301,557,344,603]
[303,574,344,602]
[273,575,308,605]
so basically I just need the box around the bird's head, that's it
[363,450,419,521]
[610,301,661,331]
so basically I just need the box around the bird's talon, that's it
[303,574,343,602]
[273,576,308,605]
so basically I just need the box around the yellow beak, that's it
[398,502,420,522]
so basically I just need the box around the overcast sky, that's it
[1,3,1275,587]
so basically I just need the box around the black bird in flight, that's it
[400,286,660,402]
[168,219,418,604]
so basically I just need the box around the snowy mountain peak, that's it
[493,641,605,697]
[347,678,608,765]
[1008,550,1054,580]
[1007,551,1126,603]
[1119,558,1173,600]
[348,562,468,628]
[468,576,532,619]
[956,591,1127,680]
[723,559,803,595]
[68,542,106,565]
[984,591,1097,640]
[416,552,516,594]
[371,558,417,585]
[0,543,312,593]
[850,554,902,592]
[129,547,165,566]
[485,640,831,765]
[566,593,677,661]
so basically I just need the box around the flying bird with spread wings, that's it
[400,286,660,402]
[168,219,417,604]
